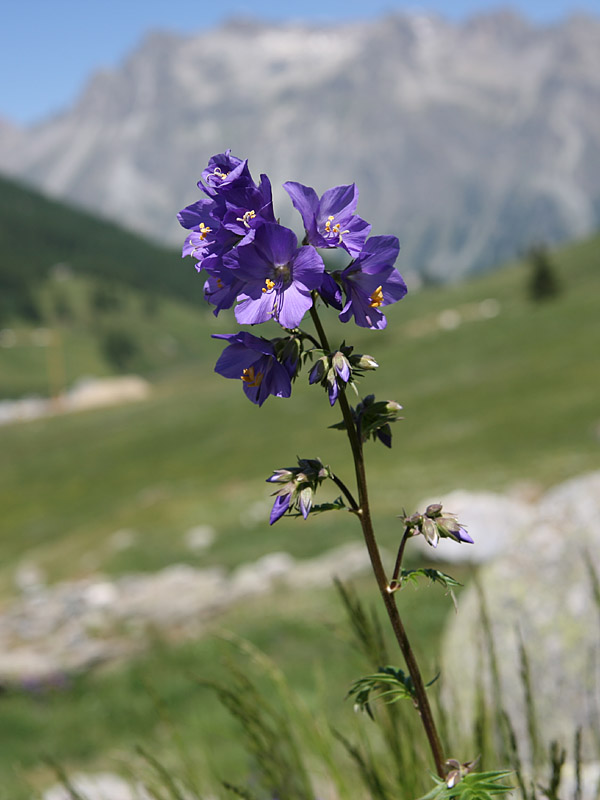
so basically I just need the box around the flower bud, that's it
[266,469,295,483]
[299,486,313,519]
[308,357,328,385]
[425,503,443,518]
[385,401,403,413]
[332,351,351,383]
[422,516,439,547]
[355,354,379,370]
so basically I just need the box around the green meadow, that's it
[0,176,599,795]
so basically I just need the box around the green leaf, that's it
[400,568,462,590]
[417,771,514,800]
[287,496,347,517]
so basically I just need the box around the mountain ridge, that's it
[1,10,599,280]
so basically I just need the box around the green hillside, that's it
[0,172,201,324]
[1,231,598,589]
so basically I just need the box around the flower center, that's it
[216,278,224,289]
[369,286,384,308]
[198,222,212,241]
[241,366,263,387]
[262,278,276,293]
[212,167,229,180]
[273,263,291,283]
[324,215,350,244]
[236,210,257,229]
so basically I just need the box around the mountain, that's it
[1,11,599,280]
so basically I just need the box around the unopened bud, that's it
[385,401,403,413]
[267,469,295,484]
[308,357,328,385]
[405,512,423,529]
[332,351,351,382]
[425,503,443,518]
[355,354,379,370]
[299,486,313,519]
[422,516,439,547]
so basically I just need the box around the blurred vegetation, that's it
[0,177,599,796]
[526,244,561,303]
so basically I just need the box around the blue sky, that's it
[2,0,599,126]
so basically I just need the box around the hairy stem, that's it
[310,300,446,779]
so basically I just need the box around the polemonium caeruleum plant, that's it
[178,150,511,799]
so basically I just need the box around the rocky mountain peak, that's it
[1,11,599,280]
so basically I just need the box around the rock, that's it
[42,772,152,800]
[441,472,600,763]
[287,543,374,589]
[184,525,215,552]
[230,552,296,598]
[109,529,138,551]
[14,561,46,594]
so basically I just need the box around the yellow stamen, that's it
[369,286,384,308]
[216,278,224,289]
[198,222,212,240]
[241,366,263,387]
[324,215,349,243]
[236,209,257,228]
[262,278,276,293]
[213,167,229,179]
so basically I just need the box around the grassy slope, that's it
[0,232,598,796]
[1,233,598,587]
[0,172,198,307]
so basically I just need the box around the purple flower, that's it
[309,351,352,407]
[265,458,330,525]
[283,182,371,257]
[338,236,407,329]
[177,197,238,271]
[404,505,474,548]
[203,271,245,316]
[219,173,276,237]
[229,223,324,329]
[200,150,255,196]
[213,332,292,406]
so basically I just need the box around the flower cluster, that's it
[178,150,407,405]
[266,458,332,524]
[401,504,474,548]
[309,346,379,407]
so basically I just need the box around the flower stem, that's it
[389,527,412,590]
[330,473,360,512]
[310,300,446,779]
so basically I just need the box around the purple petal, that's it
[253,223,298,267]
[356,236,400,273]
[318,184,358,219]
[276,282,314,329]
[235,291,276,325]
[270,494,291,525]
[213,343,258,378]
[290,245,324,290]
[339,216,372,258]
[319,273,343,309]
[257,361,292,405]
[283,182,320,236]
[177,198,216,230]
